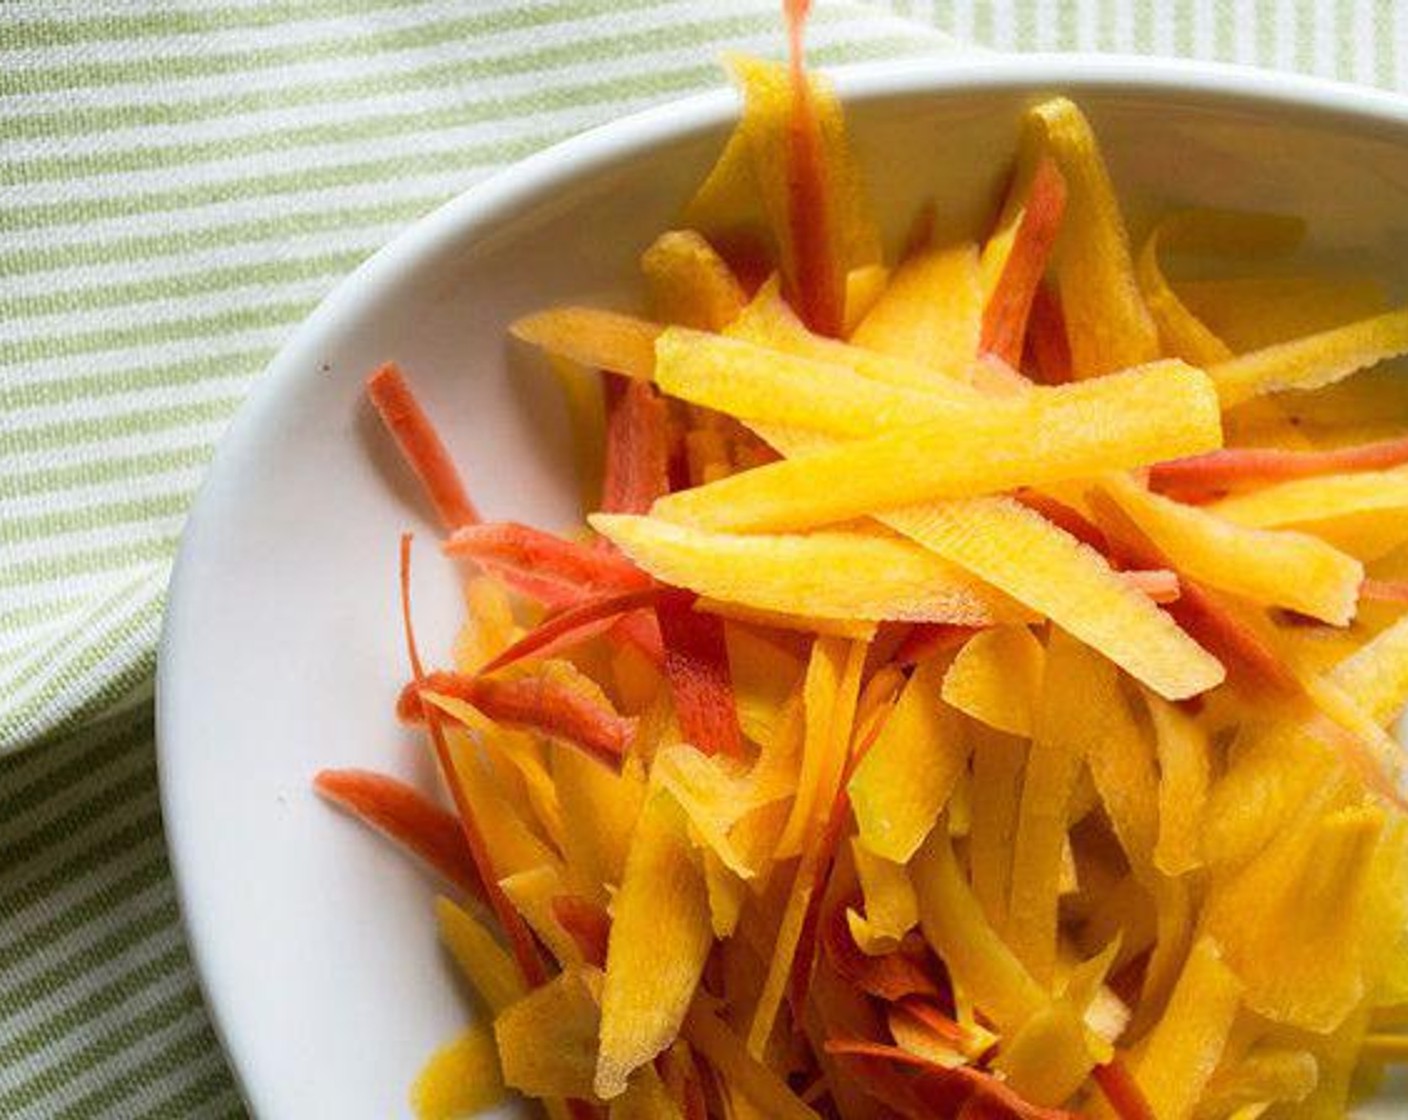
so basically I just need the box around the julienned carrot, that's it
[478,588,664,675]
[1092,1060,1158,1120]
[981,156,1069,368]
[550,895,612,968]
[823,1039,1075,1120]
[1086,492,1298,698]
[1150,436,1408,497]
[366,364,479,531]
[1015,490,1106,550]
[1024,283,1073,384]
[654,589,744,758]
[602,376,673,514]
[398,534,545,987]
[783,0,845,338]
[444,521,652,607]
[313,768,484,901]
[402,670,635,765]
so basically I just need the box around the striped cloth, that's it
[0,2,1402,1117]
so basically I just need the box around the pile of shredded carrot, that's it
[316,4,1408,1118]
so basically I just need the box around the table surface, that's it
[1,2,1405,1117]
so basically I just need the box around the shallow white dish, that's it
[158,54,1408,1119]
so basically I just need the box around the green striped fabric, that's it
[0,2,1402,1116]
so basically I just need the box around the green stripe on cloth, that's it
[1,2,1403,1117]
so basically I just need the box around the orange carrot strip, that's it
[654,588,744,758]
[783,0,845,337]
[313,768,484,901]
[602,376,672,515]
[1092,1060,1158,1120]
[981,156,1068,367]
[819,899,940,1002]
[398,534,545,986]
[1014,490,1107,550]
[550,895,612,968]
[892,997,973,1052]
[1150,435,1408,497]
[1363,578,1408,605]
[444,522,651,607]
[478,588,664,675]
[367,364,479,531]
[402,670,635,766]
[1024,283,1073,384]
[892,623,984,667]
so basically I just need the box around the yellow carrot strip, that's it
[912,825,1048,1034]
[727,278,971,391]
[596,793,713,1099]
[992,1000,1100,1106]
[1101,472,1364,625]
[552,746,645,899]
[940,625,1045,737]
[591,513,1029,625]
[1192,1048,1318,1120]
[652,743,758,878]
[850,241,982,372]
[511,307,663,381]
[847,840,919,954]
[683,1005,822,1120]
[1209,306,1408,407]
[642,229,749,331]
[654,326,974,436]
[1207,467,1408,542]
[967,727,1028,932]
[1136,210,1303,366]
[410,1023,506,1120]
[1175,274,1389,353]
[1006,629,1099,985]
[651,360,1222,532]
[435,895,528,1015]
[1329,614,1408,727]
[500,865,586,968]
[849,655,970,863]
[701,847,747,938]
[497,966,603,1100]
[882,497,1225,701]
[1025,97,1160,378]
[1131,937,1244,1120]
[1145,692,1211,878]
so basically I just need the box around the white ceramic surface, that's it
[158,55,1408,1119]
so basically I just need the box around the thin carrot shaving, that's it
[444,521,651,607]
[314,768,484,901]
[367,364,479,531]
[398,534,544,986]
[478,588,663,675]
[654,589,744,758]
[1150,435,1408,499]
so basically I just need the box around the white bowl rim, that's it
[156,51,1408,1116]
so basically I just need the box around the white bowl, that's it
[158,54,1408,1120]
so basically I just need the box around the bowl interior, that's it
[159,58,1408,1119]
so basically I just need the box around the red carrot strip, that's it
[550,895,612,968]
[313,768,484,902]
[1150,435,1408,498]
[1363,578,1408,605]
[602,376,672,515]
[366,364,479,531]
[980,157,1068,368]
[783,0,845,338]
[1092,1060,1158,1120]
[823,1040,1075,1120]
[478,588,663,675]
[401,670,635,766]
[398,534,545,987]
[819,900,940,1002]
[654,589,744,758]
[1015,490,1107,551]
[1023,282,1072,385]
[892,997,973,1052]
[444,521,651,606]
